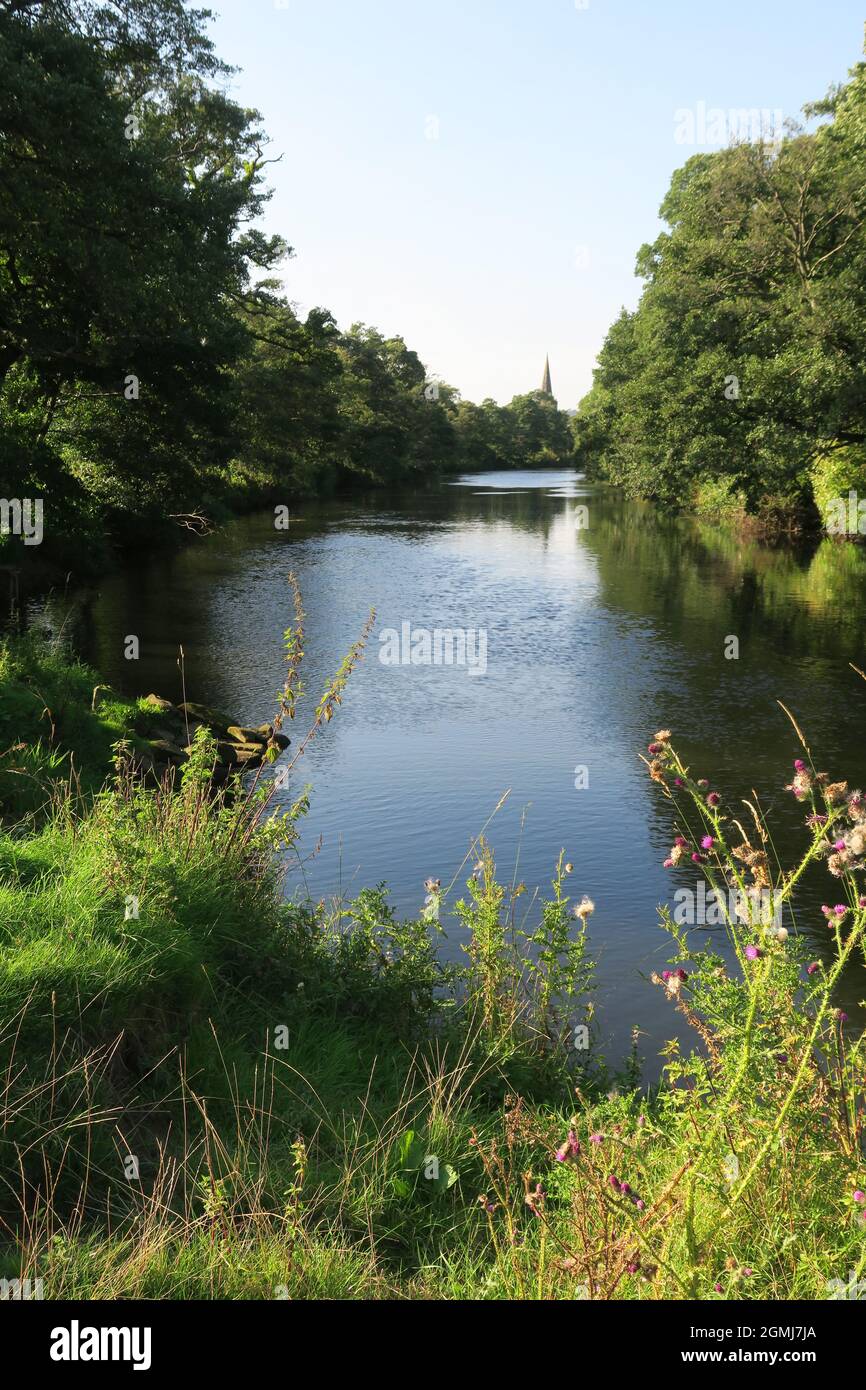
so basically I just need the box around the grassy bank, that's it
[0,622,864,1301]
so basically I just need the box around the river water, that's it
[32,469,866,1071]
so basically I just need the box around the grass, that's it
[0,603,865,1301]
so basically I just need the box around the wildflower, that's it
[654,729,672,744]
[655,969,687,998]
[525,1181,546,1215]
[564,862,573,874]
[745,945,761,961]
[697,779,709,789]
[806,961,821,976]
[853,1190,866,1205]
[701,835,715,851]
[741,1267,753,1278]
[663,857,675,869]
[714,1282,723,1294]
[648,742,663,755]
[824,781,849,806]
[860,897,866,909]
[806,813,827,827]
[574,895,595,920]
[673,777,684,788]
[635,1198,646,1211]
[691,851,706,864]
[637,1115,646,1128]
[626,1259,640,1275]
[707,791,721,807]
[608,1174,620,1190]
[794,759,806,772]
[836,1010,849,1023]
[556,1128,581,1164]
[776,1053,788,1066]
[785,767,812,800]
[674,835,689,848]
[589,1133,603,1145]
[834,904,849,918]
[619,1181,631,1195]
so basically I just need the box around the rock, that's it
[178,701,236,734]
[227,725,268,746]
[142,694,175,713]
[215,740,265,767]
[148,738,187,764]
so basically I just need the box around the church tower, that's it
[540,354,553,396]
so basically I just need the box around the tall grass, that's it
[1,599,864,1299]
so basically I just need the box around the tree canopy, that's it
[0,0,573,564]
[573,39,866,526]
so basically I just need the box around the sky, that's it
[207,0,866,410]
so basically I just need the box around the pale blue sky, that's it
[208,0,865,409]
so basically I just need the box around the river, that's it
[30,469,866,1072]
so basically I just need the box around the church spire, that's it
[541,354,552,396]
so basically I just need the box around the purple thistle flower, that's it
[707,792,721,807]
[589,1133,603,1145]
[806,961,820,975]
[745,945,761,961]
[701,835,715,850]
[853,1191,866,1205]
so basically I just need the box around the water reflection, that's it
[27,471,866,1074]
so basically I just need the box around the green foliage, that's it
[810,445,866,528]
[574,41,866,523]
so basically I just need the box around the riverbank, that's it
[1,628,864,1300]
